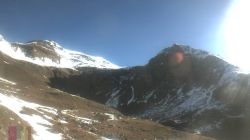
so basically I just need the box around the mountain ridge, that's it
[0,34,249,140]
[48,44,250,140]
[0,35,120,69]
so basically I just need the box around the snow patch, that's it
[142,86,224,120]
[0,88,18,94]
[0,37,120,69]
[61,110,99,124]
[0,77,16,85]
[0,93,62,140]
[59,119,68,124]
[3,60,9,64]
[101,137,113,140]
[37,107,57,115]
[85,131,113,140]
[194,121,222,133]
[104,113,118,121]
[127,86,135,105]
[143,90,155,103]
[105,89,121,108]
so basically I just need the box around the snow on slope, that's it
[0,93,63,140]
[141,86,225,121]
[0,34,120,69]
[0,77,16,85]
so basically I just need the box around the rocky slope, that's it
[49,44,250,140]
[0,35,213,140]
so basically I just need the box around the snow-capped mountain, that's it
[49,44,250,140]
[0,35,120,69]
[1,33,249,140]
[0,34,213,139]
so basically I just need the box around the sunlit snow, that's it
[0,93,62,140]
[104,113,118,121]
[0,36,120,69]
[61,110,99,124]
[0,77,16,85]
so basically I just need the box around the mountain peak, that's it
[1,34,249,140]
[160,44,210,59]
[0,35,120,69]
[25,40,63,49]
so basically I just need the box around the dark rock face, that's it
[1,37,247,139]
[49,44,250,140]
[0,51,214,140]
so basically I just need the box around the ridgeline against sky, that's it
[0,0,231,67]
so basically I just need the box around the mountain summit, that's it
[0,34,249,140]
[49,44,250,140]
[0,35,120,69]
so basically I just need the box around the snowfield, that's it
[0,35,120,69]
[0,93,114,140]
[0,93,63,140]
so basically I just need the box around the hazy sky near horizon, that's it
[0,0,232,67]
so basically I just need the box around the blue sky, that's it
[0,0,232,67]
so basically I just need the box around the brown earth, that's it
[0,51,214,140]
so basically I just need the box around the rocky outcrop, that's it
[1,33,249,139]
[0,49,215,140]
[12,41,61,63]
[0,35,216,139]
[49,44,250,140]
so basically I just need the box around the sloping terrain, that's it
[0,36,213,140]
[49,45,250,140]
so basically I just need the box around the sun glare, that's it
[222,0,250,72]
